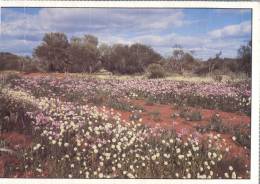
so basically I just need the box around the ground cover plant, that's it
[0,72,251,179]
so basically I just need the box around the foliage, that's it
[237,40,252,76]
[179,108,202,121]
[69,35,101,73]
[147,64,166,79]
[101,43,162,74]
[34,32,70,72]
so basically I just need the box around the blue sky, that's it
[0,8,251,60]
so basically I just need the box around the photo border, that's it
[0,1,259,184]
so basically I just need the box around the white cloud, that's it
[0,8,251,60]
[208,21,251,39]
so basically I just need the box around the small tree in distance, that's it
[238,40,251,76]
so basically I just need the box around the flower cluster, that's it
[0,75,250,178]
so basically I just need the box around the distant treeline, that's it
[0,32,252,76]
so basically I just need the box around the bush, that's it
[213,74,223,82]
[179,108,202,121]
[147,64,165,79]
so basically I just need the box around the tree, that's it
[129,43,162,71]
[238,40,252,75]
[69,35,100,73]
[34,32,70,72]
[172,44,185,62]
[100,43,162,74]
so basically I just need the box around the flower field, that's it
[0,73,251,179]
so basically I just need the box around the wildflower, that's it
[187,173,191,178]
[176,148,181,153]
[229,166,233,171]
[232,172,236,179]
[224,173,229,178]
[64,143,69,147]
[178,155,184,159]
[210,171,213,176]
[98,173,103,178]
[36,168,42,173]
[127,173,135,178]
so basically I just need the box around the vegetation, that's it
[147,63,166,79]
[0,32,251,77]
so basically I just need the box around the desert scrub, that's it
[148,110,161,122]
[0,87,37,133]
[107,98,144,112]
[207,114,229,133]
[179,107,202,121]
[88,91,108,105]
[232,124,250,149]
[145,96,155,106]
[147,64,166,79]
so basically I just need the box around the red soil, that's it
[0,132,32,177]
[113,99,251,167]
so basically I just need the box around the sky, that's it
[0,8,252,60]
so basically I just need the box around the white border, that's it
[0,1,259,184]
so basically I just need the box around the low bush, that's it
[213,75,223,82]
[147,64,166,79]
[148,110,161,122]
[88,91,108,105]
[179,108,202,121]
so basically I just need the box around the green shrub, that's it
[147,64,165,79]
[189,111,202,121]
[213,75,223,82]
[179,108,202,121]
[148,110,161,122]
[88,91,107,105]
[145,96,155,106]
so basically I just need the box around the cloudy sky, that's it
[0,8,251,60]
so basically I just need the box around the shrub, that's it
[147,64,165,79]
[207,113,228,133]
[88,91,107,105]
[179,108,202,121]
[107,98,132,111]
[213,75,223,82]
[148,110,161,122]
[189,111,202,121]
[196,113,227,133]
[232,124,250,149]
[145,96,155,106]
